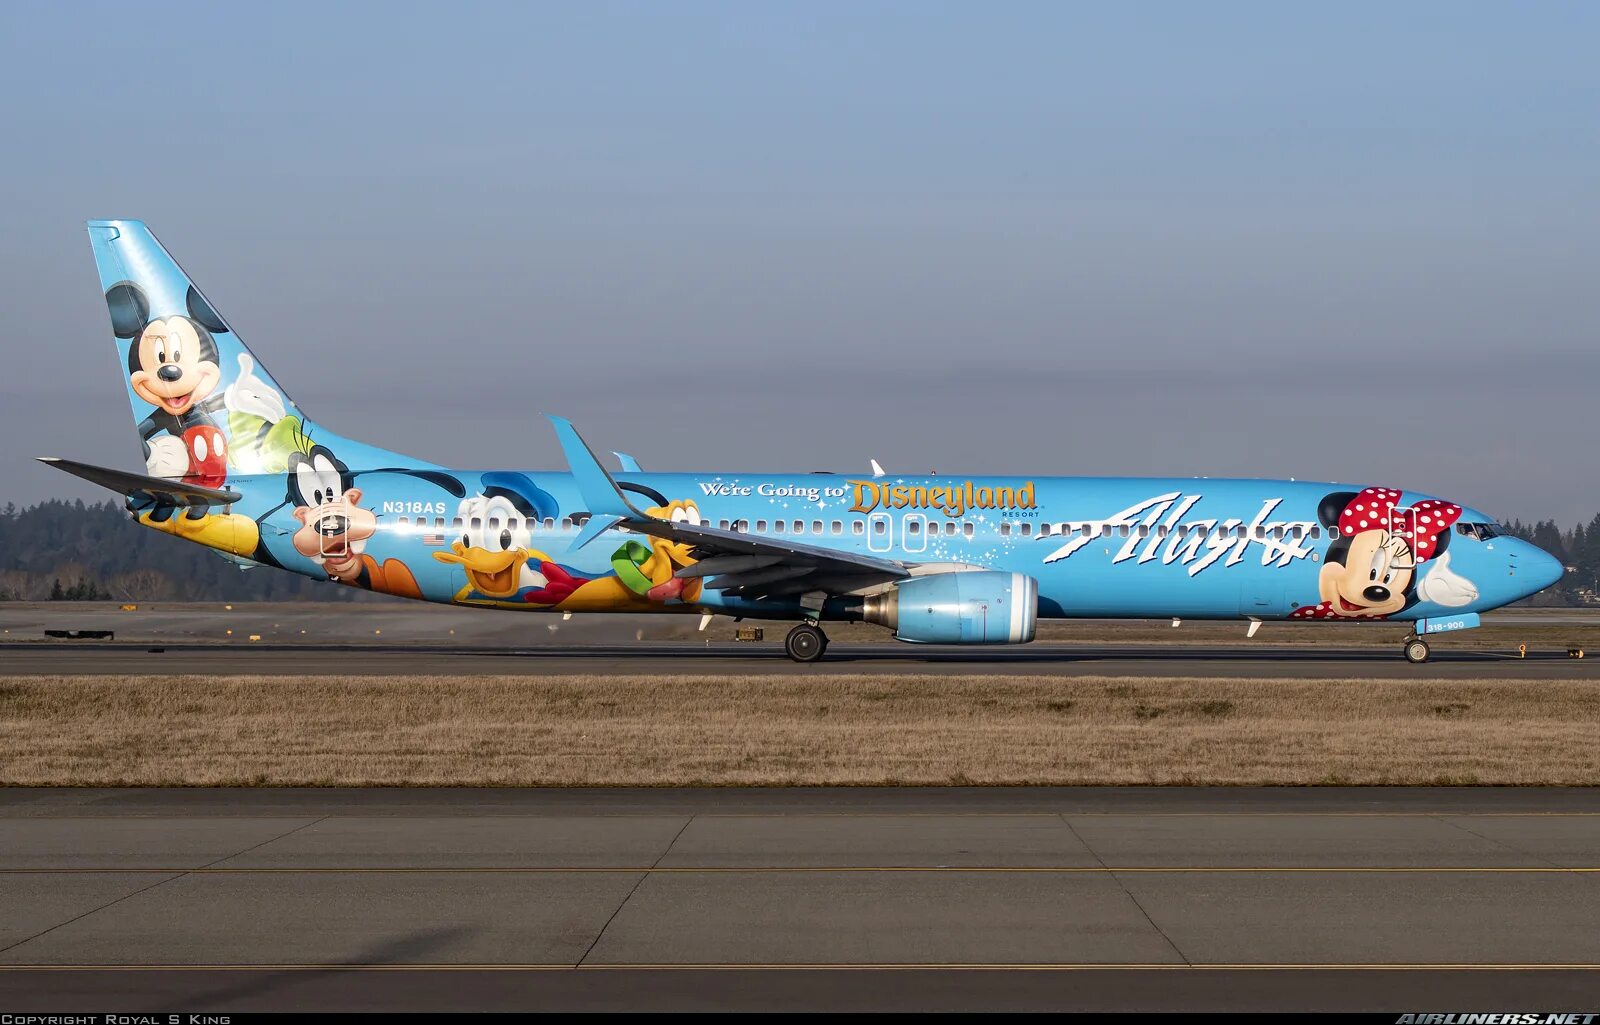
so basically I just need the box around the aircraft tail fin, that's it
[85,220,433,486]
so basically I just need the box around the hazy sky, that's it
[3,1,1597,524]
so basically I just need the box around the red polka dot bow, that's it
[1335,487,1462,563]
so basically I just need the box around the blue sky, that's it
[2,1,1597,522]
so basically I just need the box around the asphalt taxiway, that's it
[4,788,1600,1011]
[3,640,1595,678]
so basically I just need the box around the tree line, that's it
[0,499,371,602]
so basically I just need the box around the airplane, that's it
[42,220,1564,663]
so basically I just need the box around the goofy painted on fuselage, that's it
[45,221,1563,663]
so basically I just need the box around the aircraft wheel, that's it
[1404,638,1431,664]
[785,623,828,663]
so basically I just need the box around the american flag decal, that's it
[420,532,447,546]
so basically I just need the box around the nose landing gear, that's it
[1403,636,1431,664]
[784,623,829,663]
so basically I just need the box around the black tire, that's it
[785,624,828,663]
[1404,639,1430,664]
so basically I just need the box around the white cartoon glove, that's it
[1415,550,1479,607]
[224,353,287,424]
[145,435,190,478]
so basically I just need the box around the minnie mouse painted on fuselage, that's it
[1292,487,1463,620]
[105,280,230,486]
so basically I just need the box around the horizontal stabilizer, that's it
[38,457,241,506]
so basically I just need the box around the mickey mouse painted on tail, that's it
[105,280,232,486]
[1293,487,1479,621]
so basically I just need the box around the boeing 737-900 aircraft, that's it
[43,221,1563,662]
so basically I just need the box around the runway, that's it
[3,640,1596,678]
[5,787,1600,1011]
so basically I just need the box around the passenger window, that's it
[1137,525,1149,538]
[852,521,864,535]
[1117,525,1130,538]
[543,517,555,530]
[999,523,1011,537]
[1039,523,1052,537]
[737,520,750,532]
[1309,526,1320,540]
[1019,523,1032,536]
[452,516,463,529]
[908,520,923,535]
[757,519,768,532]
[811,520,822,534]
[560,517,573,530]
[945,522,957,536]
[774,520,787,534]
[830,520,842,535]
[962,522,975,538]
[397,516,410,528]
[718,520,730,531]
[873,519,887,535]
[470,516,482,531]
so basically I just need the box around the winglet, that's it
[613,451,643,473]
[870,459,886,478]
[547,417,645,549]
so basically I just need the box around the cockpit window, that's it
[1454,521,1502,541]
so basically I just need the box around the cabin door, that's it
[1387,507,1419,568]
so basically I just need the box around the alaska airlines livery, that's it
[46,221,1563,662]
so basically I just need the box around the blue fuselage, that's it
[225,468,1561,624]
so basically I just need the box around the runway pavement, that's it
[3,639,1598,678]
[3,788,1600,1010]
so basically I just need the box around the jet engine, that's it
[860,571,1038,644]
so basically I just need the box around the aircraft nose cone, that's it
[1521,542,1564,594]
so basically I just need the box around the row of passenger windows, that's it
[388,514,1344,541]
[387,514,977,538]
[1001,522,1329,541]
[394,514,592,532]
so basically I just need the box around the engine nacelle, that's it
[861,571,1038,644]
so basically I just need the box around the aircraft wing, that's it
[548,417,908,599]
[38,457,242,507]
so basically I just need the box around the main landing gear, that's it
[1404,636,1431,664]
[784,623,829,663]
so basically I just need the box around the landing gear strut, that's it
[1403,637,1431,664]
[785,623,829,663]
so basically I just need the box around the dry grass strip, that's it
[3,674,1599,787]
